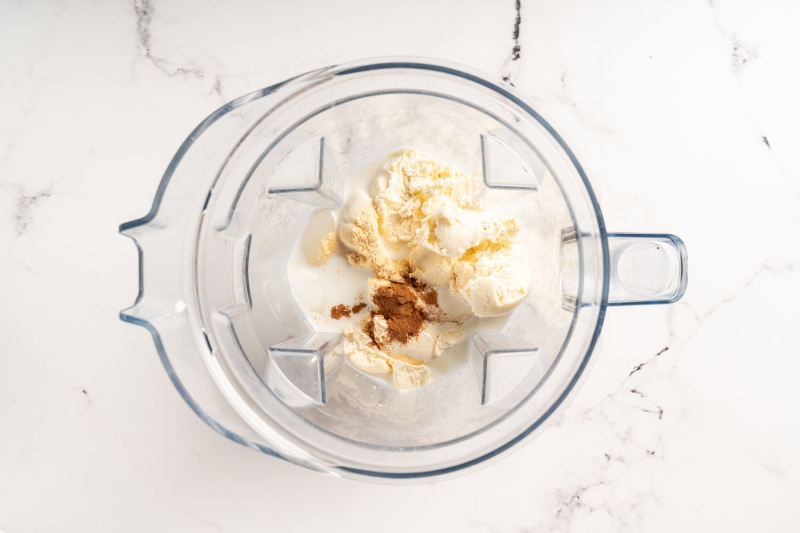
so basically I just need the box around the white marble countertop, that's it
[2,0,799,531]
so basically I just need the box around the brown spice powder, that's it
[330,304,351,320]
[330,302,368,320]
[409,275,438,307]
[369,280,439,344]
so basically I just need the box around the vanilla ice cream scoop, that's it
[372,150,531,318]
[414,198,507,257]
[373,150,470,244]
[452,242,532,317]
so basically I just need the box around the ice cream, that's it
[331,150,531,389]
[415,198,507,258]
[452,238,532,317]
[369,150,530,316]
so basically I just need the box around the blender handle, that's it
[607,233,688,306]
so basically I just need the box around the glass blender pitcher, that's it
[120,58,687,481]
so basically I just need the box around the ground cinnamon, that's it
[409,275,438,307]
[330,302,367,320]
[368,280,438,344]
[330,304,351,319]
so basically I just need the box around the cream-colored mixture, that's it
[331,150,531,389]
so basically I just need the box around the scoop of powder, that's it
[343,327,391,374]
[392,361,432,391]
[338,189,407,282]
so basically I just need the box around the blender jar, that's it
[120,58,687,481]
